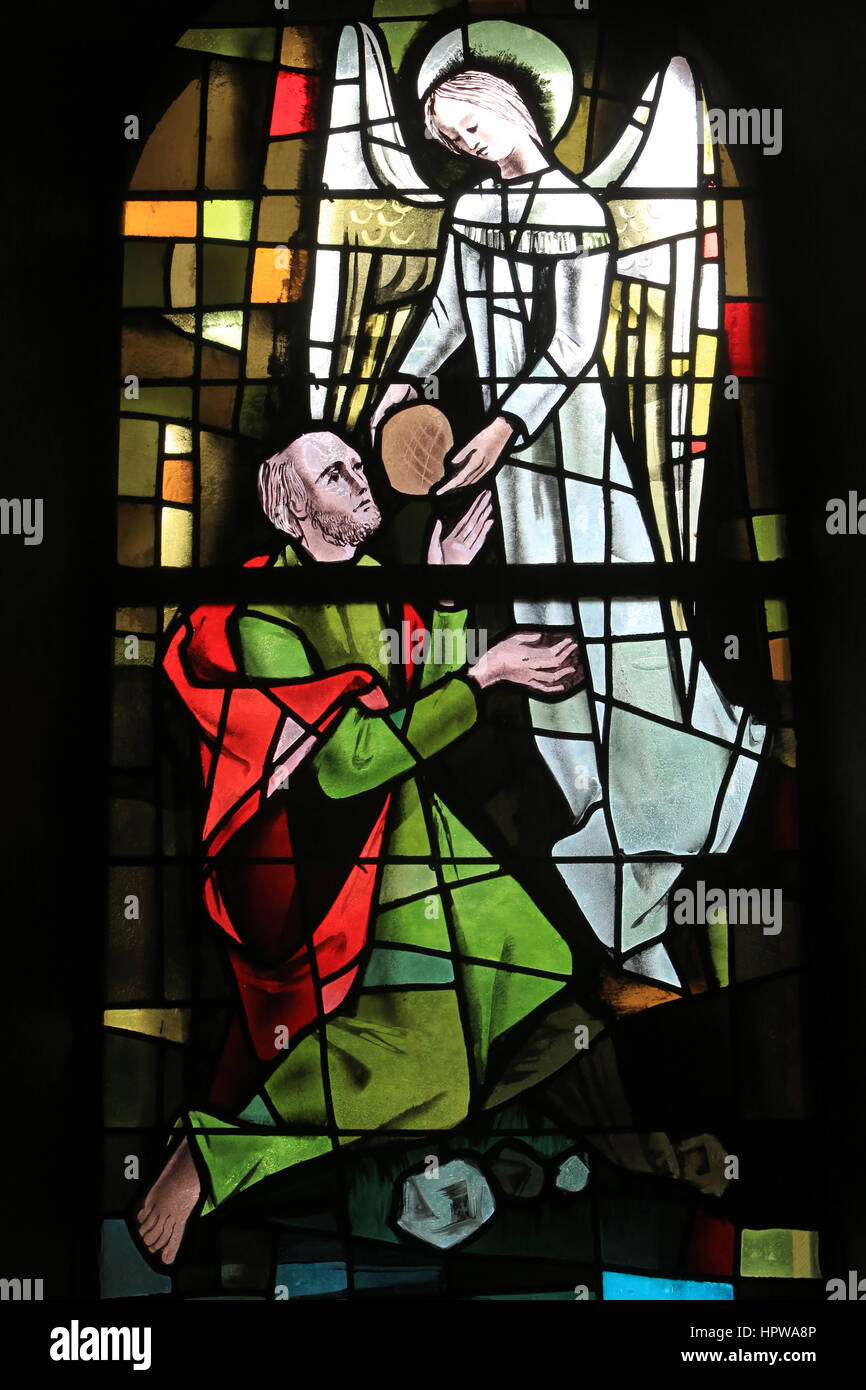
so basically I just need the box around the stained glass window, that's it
[99,0,829,1320]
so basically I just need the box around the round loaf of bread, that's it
[381,404,453,495]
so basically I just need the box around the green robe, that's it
[185,545,572,1213]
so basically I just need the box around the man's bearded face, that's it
[292,433,382,545]
[308,497,382,546]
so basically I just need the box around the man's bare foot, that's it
[136,1137,201,1265]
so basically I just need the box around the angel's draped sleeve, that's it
[498,245,610,447]
[396,232,467,381]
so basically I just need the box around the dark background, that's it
[1,0,864,1305]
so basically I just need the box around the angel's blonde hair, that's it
[425,70,545,157]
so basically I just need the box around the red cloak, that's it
[163,557,424,1103]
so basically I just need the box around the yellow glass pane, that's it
[692,383,712,434]
[317,198,442,252]
[643,303,664,378]
[723,199,748,296]
[169,244,196,308]
[702,102,714,175]
[773,728,797,767]
[104,1008,191,1043]
[554,94,591,174]
[129,80,201,190]
[161,508,193,566]
[602,285,621,376]
[695,334,717,378]
[257,195,302,242]
[165,425,193,454]
[280,25,323,68]
[264,137,311,191]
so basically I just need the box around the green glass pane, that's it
[118,418,158,496]
[462,962,563,1078]
[119,387,193,421]
[264,1032,329,1126]
[112,670,153,765]
[203,199,255,242]
[123,242,168,307]
[103,1033,157,1127]
[379,21,425,69]
[752,513,787,560]
[177,27,276,62]
[378,862,438,905]
[707,916,729,988]
[202,311,244,351]
[162,866,192,999]
[202,244,249,304]
[373,898,450,952]
[372,0,451,16]
[764,598,788,632]
[110,798,156,856]
[238,384,272,439]
[106,866,156,1002]
[361,947,454,987]
[740,1228,820,1279]
[113,636,156,666]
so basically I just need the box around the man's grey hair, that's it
[257,442,307,538]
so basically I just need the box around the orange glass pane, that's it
[124,201,197,238]
[250,246,308,302]
[770,637,792,682]
[162,459,194,504]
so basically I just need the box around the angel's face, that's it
[431,95,520,165]
[291,432,381,546]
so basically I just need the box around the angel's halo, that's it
[416,21,575,143]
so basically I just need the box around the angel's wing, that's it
[308,24,444,429]
[580,57,722,570]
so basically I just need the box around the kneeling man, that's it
[139,429,581,1264]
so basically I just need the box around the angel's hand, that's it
[370,382,418,444]
[427,491,493,568]
[436,416,513,495]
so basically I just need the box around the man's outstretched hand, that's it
[427,491,494,567]
[469,632,583,694]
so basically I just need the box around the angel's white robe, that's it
[398,167,766,986]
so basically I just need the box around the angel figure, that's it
[309,21,768,988]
